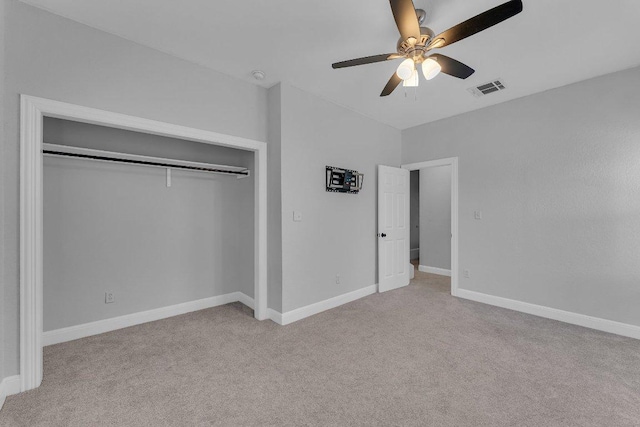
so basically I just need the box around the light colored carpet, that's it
[2,271,640,426]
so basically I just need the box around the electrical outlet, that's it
[105,292,115,304]
[463,270,470,279]
[336,274,341,284]
[293,211,302,222]
[474,211,483,220]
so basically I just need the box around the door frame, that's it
[402,157,459,296]
[20,95,268,392]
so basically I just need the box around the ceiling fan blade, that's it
[430,54,475,79]
[389,0,421,42]
[427,0,523,50]
[380,72,402,97]
[332,54,403,69]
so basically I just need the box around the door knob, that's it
[380,233,387,238]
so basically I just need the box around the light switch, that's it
[474,210,482,220]
[293,211,302,222]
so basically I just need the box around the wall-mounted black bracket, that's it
[326,166,364,194]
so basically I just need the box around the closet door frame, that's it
[19,94,268,392]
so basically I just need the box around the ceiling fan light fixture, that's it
[403,69,419,87]
[422,58,441,80]
[396,58,415,80]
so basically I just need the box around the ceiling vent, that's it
[468,79,506,97]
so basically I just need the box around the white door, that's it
[378,165,410,292]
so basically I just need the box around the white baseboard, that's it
[456,289,640,340]
[268,309,283,325]
[280,284,377,326]
[43,291,255,346]
[418,265,452,277]
[38,284,378,346]
[236,292,255,310]
[0,375,22,410]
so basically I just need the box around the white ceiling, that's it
[21,0,640,129]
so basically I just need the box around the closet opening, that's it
[42,117,256,346]
[20,95,267,392]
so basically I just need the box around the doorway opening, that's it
[403,158,459,295]
[409,170,420,267]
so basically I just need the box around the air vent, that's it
[468,79,507,97]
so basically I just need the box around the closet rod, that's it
[43,149,250,177]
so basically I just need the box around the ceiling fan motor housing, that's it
[397,26,435,63]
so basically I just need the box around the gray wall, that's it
[419,166,451,270]
[43,119,254,331]
[0,0,5,384]
[409,171,419,259]
[2,0,267,377]
[278,83,401,312]
[266,85,283,312]
[402,65,640,327]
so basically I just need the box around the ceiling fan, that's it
[332,0,523,96]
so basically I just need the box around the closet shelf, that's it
[42,143,250,177]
